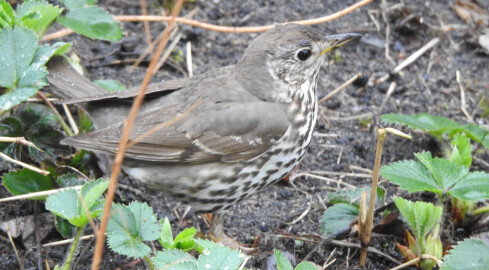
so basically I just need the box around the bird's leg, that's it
[208,213,240,249]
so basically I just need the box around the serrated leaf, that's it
[46,188,79,221]
[381,159,439,194]
[295,262,318,270]
[442,239,489,270]
[59,0,96,10]
[106,202,161,258]
[393,197,442,247]
[451,134,472,168]
[459,124,489,151]
[32,42,71,67]
[46,180,107,227]
[127,201,160,241]
[2,168,53,198]
[159,217,174,249]
[174,227,196,251]
[16,1,62,36]
[152,249,198,270]
[450,171,489,201]
[57,5,121,41]
[80,178,109,210]
[0,0,15,29]
[274,249,293,270]
[414,152,468,190]
[94,79,126,92]
[0,87,38,110]
[0,26,37,88]
[320,203,359,236]
[381,113,459,136]
[107,230,152,258]
[0,27,68,110]
[195,239,245,270]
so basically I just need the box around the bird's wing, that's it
[62,102,290,163]
[46,56,181,104]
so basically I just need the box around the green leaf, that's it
[57,173,84,188]
[381,159,439,193]
[80,178,109,210]
[57,5,121,41]
[381,113,459,137]
[320,203,359,236]
[393,197,442,249]
[46,179,108,227]
[414,152,469,191]
[195,239,245,270]
[451,134,472,168]
[94,79,126,92]
[2,169,53,198]
[295,262,318,270]
[46,188,79,223]
[0,0,15,29]
[174,227,196,251]
[326,187,385,208]
[0,87,38,111]
[77,109,92,133]
[54,215,74,238]
[0,26,37,88]
[159,217,174,249]
[152,249,198,270]
[442,239,489,270]
[0,27,68,110]
[16,1,62,36]
[459,124,489,151]
[59,0,96,10]
[450,171,489,201]
[274,249,293,270]
[106,202,161,258]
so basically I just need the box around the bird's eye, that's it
[297,49,312,61]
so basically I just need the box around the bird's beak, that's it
[318,33,362,57]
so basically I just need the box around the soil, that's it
[1,0,489,269]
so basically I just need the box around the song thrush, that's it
[47,24,360,242]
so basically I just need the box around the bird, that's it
[47,23,361,244]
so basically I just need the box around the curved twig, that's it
[41,0,373,41]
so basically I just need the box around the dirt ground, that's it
[1,0,489,269]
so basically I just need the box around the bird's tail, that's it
[46,56,107,100]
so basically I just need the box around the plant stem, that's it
[143,255,155,270]
[359,128,386,266]
[63,226,83,270]
[471,205,489,216]
[37,92,74,137]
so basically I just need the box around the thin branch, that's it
[41,0,374,41]
[319,72,362,104]
[37,92,74,136]
[0,185,82,203]
[0,136,42,152]
[139,0,153,54]
[456,70,475,123]
[91,1,186,269]
[0,152,50,176]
